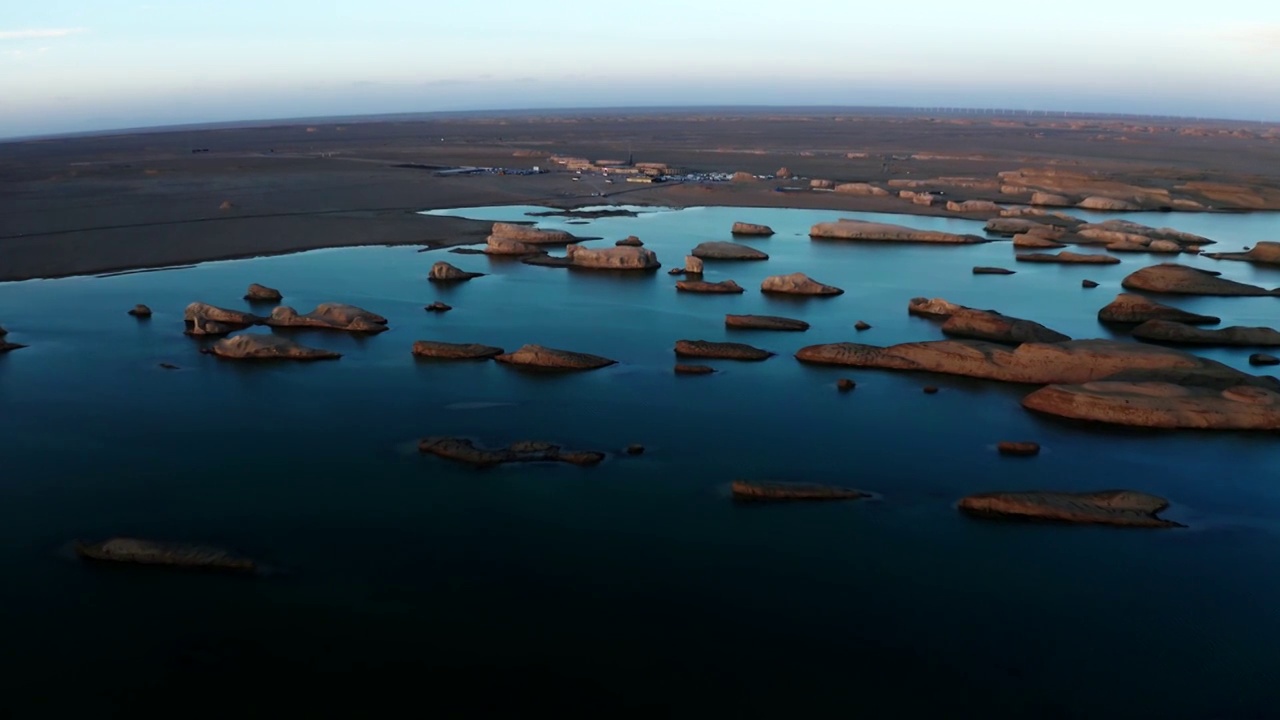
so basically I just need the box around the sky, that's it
[2,0,1280,138]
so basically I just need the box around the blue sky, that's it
[2,0,1279,138]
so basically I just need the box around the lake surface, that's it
[2,204,1279,717]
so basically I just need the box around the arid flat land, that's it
[2,109,1278,281]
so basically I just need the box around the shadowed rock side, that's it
[810,219,986,244]
[266,303,389,333]
[674,340,773,361]
[958,490,1182,528]
[429,261,485,281]
[676,279,744,294]
[485,235,542,255]
[760,272,844,296]
[411,341,505,360]
[418,437,604,467]
[1,338,25,353]
[725,314,810,331]
[184,302,262,326]
[973,266,1015,275]
[940,310,1071,345]
[75,537,257,572]
[0,324,6,336]
[424,301,452,312]
[128,304,153,317]
[794,338,1271,387]
[488,221,574,246]
[731,222,775,236]
[1132,320,1280,347]
[691,242,769,260]
[1252,353,1280,366]
[244,283,283,302]
[674,364,715,375]
[1121,264,1278,296]
[731,480,869,502]
[564,243,660,270]
[1097,294,1220,325]
[1203,241,1280,266]
[1023,382,1280,430]
[494,344,616,370]
[185,317,236,336]
[1015,251,1120,265]
[203,333,342,361]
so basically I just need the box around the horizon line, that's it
[5,103,1276,144]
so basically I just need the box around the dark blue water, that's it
[2,205,1279,717]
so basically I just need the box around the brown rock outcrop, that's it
[691,242,769,261]
[941,310,1071,345]
[997,441,1040,456]
[675,364,715,375]
[958,490,1181,527]
[946,200,1002,213]
[488,222,574,245]
[1131,320,1280,347]
[973,266,1015,275]
[760,272,843,296]
[907,296,971,319]
[833,183,889,196]
[485,235,543,255]
[184,317,236,336]
[1097,294,1220,325]
[419,437,604,467]
[615,236,643,247]
[855,321,872,331]
[1016,251,1120,265]
[424,301,452,312]
[1012,233,1066,249]
[1250,353,1279,366]
[1024,381,1280,430]
[685,256,704,274]
[128,304,153,318]
[732,171,757,182]
[725,314,810,331]
[1121,263,1278,296]
[811,219,986,244]
[676,279,744,293]
[564,244,660,271]
[775,167,793,179]
[810,179,836,190]
[411,341,505,360]
[244,283,283,302]
[429,261,485,281]
[674,340,773,361]
[1078,196,1141,211]
[1077,220,1213,249]
[731,222,775,236]
[74,538,257,573]
[1082,280,1099,288]
[1203,241,1280,266]
[985,218,1064,238]
[1031,192,1073,206]
[266,303,389,333]
[494,344,616,370]
[731,480,869,502]
[794,338,1269,387]
[183,302,261,326]
[204,333,342,360]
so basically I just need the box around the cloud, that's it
[0,28,86,41]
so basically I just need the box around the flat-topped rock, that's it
[485,235,542,255]
[958,490,1181,527]
[244,283,283,302]
[947,200,1003,213]
[731,222,775,236]
[941,309,1071,345]
[1121,263,1277,296]
[1031,192,1073,206]
[75,538,257,573]
[810,219,986,244]
[411,341,505,359]
[1132,320,1280,347]
[676,279,744,294]
[985,218,1064,238]
[1077,220,1213,248]
[494,344,616,370]
[1078,196,1142,211]
[674,339,773,361]
[731,480,869,502]
[488,221,574,245]
[128,304,153,318]
[760,272,843,296]
[565,243,660,270]
[1024,381,1280,430]
[1016,251,1120,265]
[204,333,342,360]
[674,363,715,375]
[795,338,1271,387]
[1012,233,1067,249]
[973,266,1016,275]
[685,256,704,274]
[1097,294,1220,325]
[419,437,604,467]
[691,241,769,260]
[833,182,889,196]
[725,314,810,331]
[908,296,973,319]
[266,303,389,333]
[429,261,485,281]
[184,302,261,326]
[1203,241,1280,266]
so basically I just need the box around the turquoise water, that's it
[2,204,1280,717]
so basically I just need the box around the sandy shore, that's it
[2,111,1277,281]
